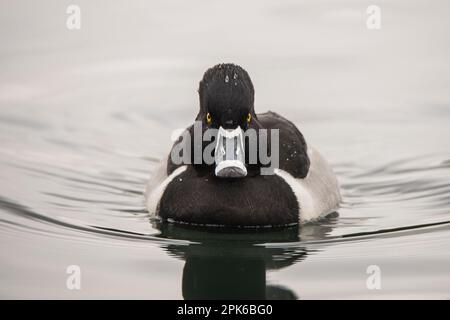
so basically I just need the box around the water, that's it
[1,0,449,299]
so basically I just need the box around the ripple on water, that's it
[0,116,449,299]
[0,140,449,245]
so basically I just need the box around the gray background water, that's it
[0,0,449,299]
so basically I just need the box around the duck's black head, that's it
[195,64,264,178]
[197,63,255,130]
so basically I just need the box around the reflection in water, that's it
[154,213,338,299]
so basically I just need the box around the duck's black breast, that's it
[158,166,299,227]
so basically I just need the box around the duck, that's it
[145,63,341,227]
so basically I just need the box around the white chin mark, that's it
[214,126,247,178]
[215,160,247,178]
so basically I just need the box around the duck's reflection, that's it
[154,213,338,300]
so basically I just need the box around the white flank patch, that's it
[274,146,341,224]
[274,168,316,223]
[146,166,187,216]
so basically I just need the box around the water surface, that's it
[0,0,449,299]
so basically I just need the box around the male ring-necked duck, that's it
[146,63,341,227]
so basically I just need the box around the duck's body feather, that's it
[145,111,340,226]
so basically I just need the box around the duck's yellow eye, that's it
[206,112,212,125]
[247,113,252,123]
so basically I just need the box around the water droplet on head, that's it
[225,74,229,83]
[233,73,238,80]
